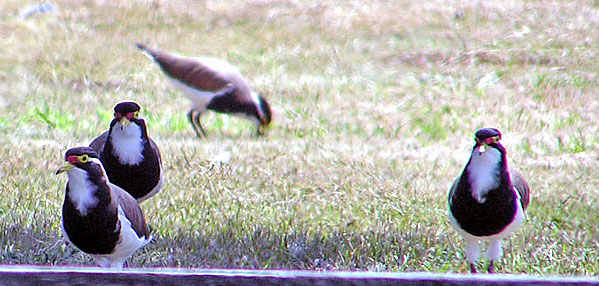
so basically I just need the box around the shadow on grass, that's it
[140,223,455,271]
[0,212,456,271]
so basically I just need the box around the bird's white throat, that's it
[110,122,145,165]
[66,167,99,215]
[467,146,501,203]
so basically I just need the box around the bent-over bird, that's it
[136,42,272,138]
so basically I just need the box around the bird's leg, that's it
[256,124,265,137]
[187,109,199,137]
[486,240,502,274]
[465,239,480,274]
[193,111,207,139]
[487,260,494,273]
[124,260,129,268]
[187,109,206,139]
[470,263,478,274]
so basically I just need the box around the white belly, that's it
[92,206,152,268]
[168,78,216,111]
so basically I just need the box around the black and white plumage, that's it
[448,128,530,273]
[136,42,272,138]
[56,147,152,268]
[89,101,163,203]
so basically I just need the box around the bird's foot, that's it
[487,261,494,274]
[470,263,478,274]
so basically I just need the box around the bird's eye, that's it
[79,154,89,163]
[493,136,499,143]
[133,111,140,119]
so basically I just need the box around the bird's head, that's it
[473,127,503,154]
[109,101,148,140]
[56,147,104,176]
[253,92,272,136]
[112,101,143,130]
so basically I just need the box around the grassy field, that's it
[1,0,599,275]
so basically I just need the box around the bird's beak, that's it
[56,163,74,175]
[475,136,499,154]
[478,144,488,153]
[119,117,131,129]
[260,118,269,128]
[475,138,488,154]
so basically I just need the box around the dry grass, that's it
[1,0,599,275]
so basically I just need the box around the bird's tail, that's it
[135,42,157,61]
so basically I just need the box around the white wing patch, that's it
[65,167,99,216]
[467,146,501,203]
[93,206,152,268]
[110,122,144,166]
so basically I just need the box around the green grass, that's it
[1,0,599,275]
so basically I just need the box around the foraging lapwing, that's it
[136,42,272,138]
[56,147,152,268]
[89,101,163,203]
[448,128,530,273]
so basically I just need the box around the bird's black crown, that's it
[65,147,99,160]
[475,128,502,141]
[114,101,141,114]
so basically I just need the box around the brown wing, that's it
[137,43,229,91]
[148,137,162,164]
[89,131,108,155]
[447,176,460,203]
[109,183,151,238]
[509,168,530,210]
[137,42,255,104]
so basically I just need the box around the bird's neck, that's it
[66,167,105,215]
[251,92,267,126]
[466,147,507,203]
[108,123,146,165]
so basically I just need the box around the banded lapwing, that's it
[136,42,272,138]
[56,147,152,268]
[448,128,530,273]
[89,101,163,203]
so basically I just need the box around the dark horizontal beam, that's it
[0,266,597,286]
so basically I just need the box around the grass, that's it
[1,0,599,275]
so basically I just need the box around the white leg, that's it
[465,238,480,263]
[486,239,503,261]
[465,238,480,273]
[486,239,503,273]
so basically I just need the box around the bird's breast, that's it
[66,169,99,215]
[466,149,502,203]
[109,129,145,166]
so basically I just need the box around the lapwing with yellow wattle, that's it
[136,42,272,138]
[448,128,530,273]
[89,101,163,203]
[56,147,152,268]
